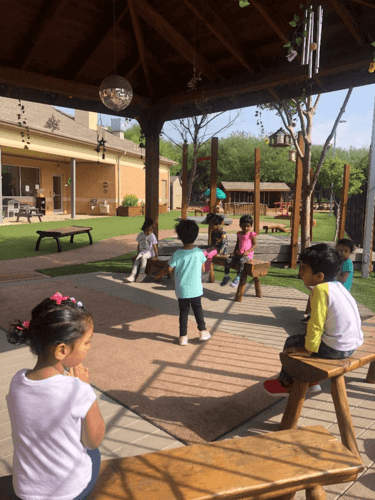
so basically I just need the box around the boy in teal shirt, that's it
[155,220,211,346]
[336,238,355,292]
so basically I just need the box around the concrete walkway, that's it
[1,221,375,498]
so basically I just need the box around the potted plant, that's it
[117,195,142,216]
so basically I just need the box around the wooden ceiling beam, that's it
[20,0,69,70]
[128,0,153,98]
[72,5,130,80]
[133,0,222,83]
[165,53,371,109]
[328,0,364,45]
[351,0,375,8]
[182,0,255,73]
[0,66,150,110]
[250,0,289,44]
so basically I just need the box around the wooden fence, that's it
[223,202,267,216]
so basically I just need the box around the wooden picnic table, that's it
[16,207,43,223]
[35,226,93,253]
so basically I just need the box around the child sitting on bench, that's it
[126,217,158,283]
[220,214,257,288]
[263,243,364,396]
[202,213,228,281]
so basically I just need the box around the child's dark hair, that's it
[6,293,93,361]
[175,219,199,244]
[206,213,224,226]
[239,214,253,226]
[337,238,356,253]
[299,244,343,282]
[141,217,154,231]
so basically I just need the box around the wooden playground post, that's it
[254,148,260,234]
[310,168,314,242]
[290,131,304,269]
[209,137,218,245]
[210,137,218,213]
[181,140,188,220]
[338,164,350,240]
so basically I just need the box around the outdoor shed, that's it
[170,176,182,210]
[219,182,291,209]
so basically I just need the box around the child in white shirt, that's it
[126,217,158,283]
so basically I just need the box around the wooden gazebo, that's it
[1,0,375,235]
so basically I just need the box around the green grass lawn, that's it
[0,211,192,260]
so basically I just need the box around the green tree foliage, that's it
[316,158,366,198]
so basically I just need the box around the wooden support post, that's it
[254,148,260,235]
[365,360,375,383]
[310,168,314,242]
[137,113,165,240]
[181,140,188,220]
[338,164,350,241]
[210,137,218,213]
[290,132,304,269]
[209,137,218,246]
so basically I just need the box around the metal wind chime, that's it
[301,5,323,79]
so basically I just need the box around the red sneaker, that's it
[263,379,291,397]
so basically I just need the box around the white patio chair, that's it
[7,200,20,217]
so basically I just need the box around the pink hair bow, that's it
[50,292,69,305]
[17,321,30,330]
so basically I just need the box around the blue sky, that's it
[56,81,375,150]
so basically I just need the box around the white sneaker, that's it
[126,275,135,283]
[199,330,211,341]
[179,335,188,346]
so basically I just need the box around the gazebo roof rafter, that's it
[0,0,374,120]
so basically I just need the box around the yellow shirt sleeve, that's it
[305,283,329,352]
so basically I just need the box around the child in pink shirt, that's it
[220,215,257,288]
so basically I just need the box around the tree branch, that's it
[310,87,353,194]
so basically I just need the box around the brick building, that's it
[0,97,176,217]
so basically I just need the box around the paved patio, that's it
[0,226,375,498]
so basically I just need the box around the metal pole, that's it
[71,158,76,219]
[362,100,375,278]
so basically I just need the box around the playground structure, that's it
[180,133,353,269]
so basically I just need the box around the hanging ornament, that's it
[44,115,60,133]
[187,67,202,92]
[17,100,31,149]
[99,75,133,112]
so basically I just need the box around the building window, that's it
[2,165,40,197]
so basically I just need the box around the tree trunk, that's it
[187,141,198,205]
[300,141,312,251]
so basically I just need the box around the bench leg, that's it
[280,379,309,430]
[88,230,93,245]
[38,216,42,222]
[331,375,361,461]
[209,261,215,283]
[275,493,296,500]
[365,360,375,384]
[253,276,262,298]
[235,275,247,302]
[70,235,74,243]
[306,485,326,500]
[35,235,43,251]
[54,236,62,253]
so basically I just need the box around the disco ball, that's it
[99,74,133,112]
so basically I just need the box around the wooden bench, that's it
[279,335,375,461]
[263,223,291,234]
[210,254,270,302]
[131,255,174,279]
[0,426,363,500]
[16,208,43,223]
[35,226,93,253]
